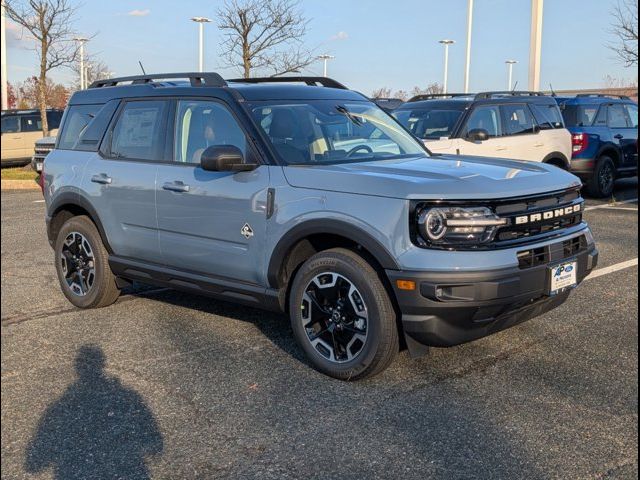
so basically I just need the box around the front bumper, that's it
[387,241,598,352]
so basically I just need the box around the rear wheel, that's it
[289,248,398,380]
[586,155,616,198]
[54,215,120,308]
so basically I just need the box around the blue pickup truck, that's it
[557,94,638,197]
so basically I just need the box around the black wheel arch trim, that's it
[542,152,570,169]
[47,191,113,252]
[596,143,622,166]
[267,219,400,288]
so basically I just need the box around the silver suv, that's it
[43,73,598,380]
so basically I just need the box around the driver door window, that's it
[463,105,503,138]
[174,100,247,164]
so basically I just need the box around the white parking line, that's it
[584,198,638,211]
[585,258,638,281]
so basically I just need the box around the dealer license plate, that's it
[549,260,578,295]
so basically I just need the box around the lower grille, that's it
[517,235,588,269]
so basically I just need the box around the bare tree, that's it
[5,0,81,136]
[609,0,638,66]
[410,83,444,98]
[217,0,314,78]
[371,87,392,99]
[71,57,112,91]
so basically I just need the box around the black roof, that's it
[71,72,366,105]
[1,108,63,115]
[395,90,559,111]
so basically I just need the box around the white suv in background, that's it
[393,92,572,170]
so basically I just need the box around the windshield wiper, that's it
[335,105,363,126]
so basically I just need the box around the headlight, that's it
[416,206,507,247]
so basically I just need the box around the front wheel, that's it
[289,248,399,380]
[54,215,121,309]
[586,156,616,198]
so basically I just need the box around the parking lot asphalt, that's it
[1,179,638,480]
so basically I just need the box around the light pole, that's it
[191,17,211,72]
[1,1,8,110]
[73,37,88,89]
[505,60,517,90]
[439,40,455,94]
[528,0,544,91]
[317,54,334,77]
[463,0,473,93]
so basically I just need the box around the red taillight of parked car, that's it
[571,133,589,156]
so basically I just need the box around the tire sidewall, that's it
[54,217,107,308]
[591,156,615,197]
[289,252,389,378]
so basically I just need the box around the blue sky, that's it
[5,0,637,95]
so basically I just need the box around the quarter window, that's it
[501,104,536,135]
[111,101,168,160]
[58,105,102,150]
[174,100,247,164]
[624,104,638,128]
[463,105,502,137]
[607,104,628,128]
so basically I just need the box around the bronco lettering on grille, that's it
[514,204,582,225]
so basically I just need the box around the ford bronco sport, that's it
[43,73,598,380]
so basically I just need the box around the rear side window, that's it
[501,104,536,136]
[608,104,629,128]
[21,115,42,132]
[1,115,19,133]
[531,103,564,129]
[58,105,102,150]
[562,104,600,127]
[110,100,168,161]
[463,105,502,137]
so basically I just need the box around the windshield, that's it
[393,108,463,140]
[561,104,599,127]
[247,100,426,165]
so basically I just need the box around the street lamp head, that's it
[191,17,212,23]
[317,54,335,60]
[73,37,89,43]
[439,39,455,45]
[505,59,518,64]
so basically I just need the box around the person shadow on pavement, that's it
[24,345,163,480]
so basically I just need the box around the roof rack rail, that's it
[474,91,547,99]
[227,76,348,89]
[89,72,227,89]
[575,93,631,100]
[407,93,471,102]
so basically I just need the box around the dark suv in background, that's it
[557,94,638,197]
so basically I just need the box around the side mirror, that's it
[466,128,490,142]
[200,145,257,172]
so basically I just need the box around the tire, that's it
[289,248,399,380]
[54,215,120,308]
[586,156,616,198]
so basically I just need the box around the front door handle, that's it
[162,181,190,193]
[496,145,507,151]
[91,173,112,184]
[614,134,624,139]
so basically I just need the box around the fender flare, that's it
[542,152,570,170]
[48,191,113,252]
[267,219,400,288]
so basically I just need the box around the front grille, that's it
[34,147,54,156]
[493,188,584,247]
[517,234,588,269]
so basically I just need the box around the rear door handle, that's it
[533,142,544,147]
[162,181,190,193]
[614,134,624,139]
[496,146,507,151]
[91,173,112,184]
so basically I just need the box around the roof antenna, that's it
[511,80,518,92]
[138,61,146,75]
[549,83,556,97]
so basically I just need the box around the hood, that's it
[282,155,581,200]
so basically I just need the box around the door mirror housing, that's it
[466,128,490,142]
[200,145,257,172]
